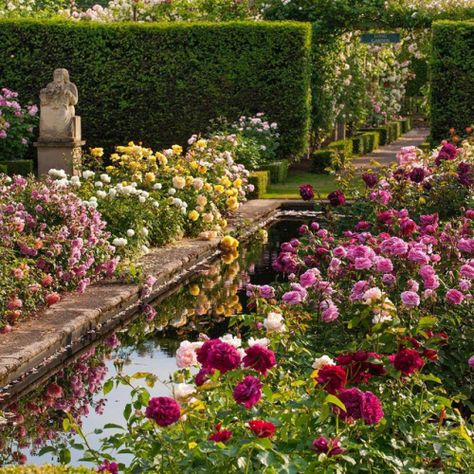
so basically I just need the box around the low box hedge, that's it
[362,131,380,153]
[258,160,289,183]
[0,163,7,174]
[359,126,389,146]
[328,138,353,166]
[248,170,269,198]
[351,135,364,156]
[311,149,335,173]
[0,160,34,176]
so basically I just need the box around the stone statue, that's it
[39,68,79,141]
[35,68,84,176]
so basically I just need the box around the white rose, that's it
[112,237,127,247]
[173,383,196,403]
[220,333,242,348]
[247,337,270,347]
[82,170,95,179]
[126,229,135,237]
[263,312,286,333]
[100,173,111,183]
[312,355,335,371]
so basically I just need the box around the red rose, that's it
[389,348,424,376]
[248,419,276,438]
[242,344,276,375]
[208,424,233,444]
[317,365,347,394]
[312,436,346,457]
[197,339,241,374]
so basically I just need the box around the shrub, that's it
[248,171,269,198]
[311,149,334,174]
[400,117,412,134]
[0,87,38,161]
[363,131,380,153]
[351,135,364,156]
[1,159,34,176]
[431,20,474,142]
[258,160,289,183]
[0,19,312,160]
[360,126,390,146]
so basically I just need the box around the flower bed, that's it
[40,138,473,473]
[0,132,253,331]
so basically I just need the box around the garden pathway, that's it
[352,127,430,170]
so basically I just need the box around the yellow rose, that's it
[90,147,104,158]
[226,196,239,211]
[188,210,200,221]
[172,145,183,155]
[233,178,242,188]
[189,284,200,296]
[220,218,228,230]
[145,172,156,183]
[196,139,207,148]
[173,176,186,189]
[186,176,194,186]
[221,176,231,188]
[106,165,115,173]
[220,235,239,251]
[190,161,199,169]
[204,183,212,191]
[198,166,208,174]
[214,185,224,194]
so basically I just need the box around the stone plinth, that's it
[35,139,85,176]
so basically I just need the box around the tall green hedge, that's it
[0,19,312,159]
[431,20,474,142]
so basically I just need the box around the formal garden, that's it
[0,0,473,473]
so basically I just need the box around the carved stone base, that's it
[34,140,85,176]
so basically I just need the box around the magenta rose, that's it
[328,190,346,207]
[197,339,241,373]
[299,184,315,201]
[145,397,181,427]
[233,375,262,408]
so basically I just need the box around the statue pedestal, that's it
[35,139,85,176]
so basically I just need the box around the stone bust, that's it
[39,68,79,141]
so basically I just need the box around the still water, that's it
[0,219,304,467]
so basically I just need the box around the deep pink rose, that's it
[233,375,262,408]
[243,344,276,375]
[145,397,181,427]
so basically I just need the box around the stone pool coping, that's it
[0,199,294,391]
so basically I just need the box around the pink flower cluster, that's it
[0,175,118,331]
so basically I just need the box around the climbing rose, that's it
[299,184,314,201]
[208,424,233,444]
[389,348,424,376]
[243,344,276,375]
[233,375,262,408]
[145,397,181,427]
[97,460,119,474]
[316,365,347,394]
[312,436,346,457]
[328,190,346,207]
[248,419,276,438]
[46,383,63,399]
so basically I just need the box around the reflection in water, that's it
[0,219,304,466]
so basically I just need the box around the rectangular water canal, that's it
[0,217,309,467]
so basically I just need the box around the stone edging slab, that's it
[0,199,288,391]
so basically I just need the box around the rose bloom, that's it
[208,424,233,444]
[328,190,346,207]
[175,340,202,368]
[197,339,241,373]
[445,289,464,305]
[468,355,474,367]
[145,397,181,427]
[400,291,420,307]
[263,312,286,333]
[362,172,378,188]
[243,344,276,375]
[97,460,119,474]
[312,436,346,457]
[233,375,262,408]
[389,348,424,376]
[316,365,347,394]
[338,387,384,425]
[312,355,335,371]
[299,184,314,201]
[248,419,276,438]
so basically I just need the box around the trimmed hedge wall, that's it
[328,139,353,165]
[431,21,474,142]
[1,160,34,176]
[248,171,269,198]
[258,160,289,184]
[0,19,312,159]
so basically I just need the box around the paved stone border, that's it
[0,199,289,391]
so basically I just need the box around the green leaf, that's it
[103,379,114,395]
[59,448,71,464]
[62,418,71,432]
[325,394,346,412]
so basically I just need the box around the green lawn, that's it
[263,171,357,199]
